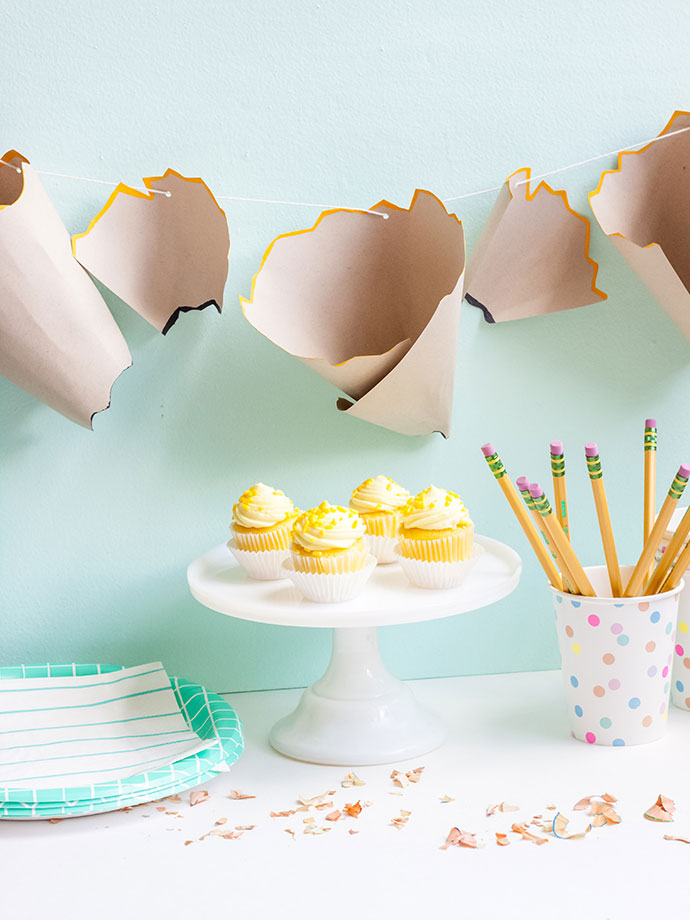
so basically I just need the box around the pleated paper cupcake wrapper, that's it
[282,555,377,603]
[227,538,290,580]
[393,543,484,589]
[552,564,682,746]
[397,525,474,562]
[290,545,369,575]
[366,533,399,564]
[361,511,400,538]
[232,524,293,552]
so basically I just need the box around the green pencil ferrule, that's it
[586,455,602,480]
[485,453,507,479]
[532,494,552,517]
[518,488,535,509]
[550,456,565,476]
[669,474,689,499]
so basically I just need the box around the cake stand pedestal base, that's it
[268,626,446,766]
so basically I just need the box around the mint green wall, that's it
[1,1,688,691]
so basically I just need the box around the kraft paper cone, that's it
[74,170,229,334]
[0,151,131,428]
[465,168,606,323]
[589,111,690,339]
[241,190,465,437]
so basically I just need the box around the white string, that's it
[3,123,688,212]
[33,169,171,197]
[214,193,388,218]
[443,125,690,202]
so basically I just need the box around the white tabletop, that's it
[187,535,521,627]
[2,669,689,919]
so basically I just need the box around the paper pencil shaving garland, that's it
[483,424,690,599]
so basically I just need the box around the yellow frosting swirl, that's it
[401,486,471,531]
[232,483,297,529]
[349,475,410,514]
[292,502,366,552]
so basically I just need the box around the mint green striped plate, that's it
[0,664,243,819]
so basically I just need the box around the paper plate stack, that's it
[0,661,243,819]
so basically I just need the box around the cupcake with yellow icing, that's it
[395,486,480,589]
[228,483,299,580]
[284,502,376,602]
[349,475,410,564]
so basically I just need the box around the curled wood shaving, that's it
[348,829,359,835]
[325,810,342,822]
[495,833,510,846]
[167,794,181,803]
[440,795,455,804]
[285,829,295,839]
[190,790,209,807]
[390,770,409,788]
[441,827,480,849]
[184,840,194,846]
[343,801,363,818]
[270,810,295,818]
[664,834,690,844]
[487,802,519,816]
[48,818,62,824]
[298,791,335,806]
[235,825,255,831]
[552,813,592,839]
[511,823,548,845]
[156,806,167,812]
[644,795,676,822]
[215,817,227,825]
[341,772,365,787]
[304,825,331,836]
[229,790,256,800]
[390,809,412,830]
[406,767,425,783]
[314,801,335,811]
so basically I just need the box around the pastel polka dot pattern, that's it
[553,567,681,745]
[684,658,690,669]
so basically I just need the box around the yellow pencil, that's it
[516,476,572,592]
[550,440,570,541]
[624,463,690,597]
[528,483,595,596]
[644,504,690,595]
[643,419,657,583]
[585,443,622,597]
[660,528,690,593]
[481,444,562,589]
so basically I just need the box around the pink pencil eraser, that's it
[481,443,495,457]
[679,464,690,478]
[550,440,563,455]
[645,419,657,428]
[528,482,543,499]
[515,476,530,491]
[585,442,599,457]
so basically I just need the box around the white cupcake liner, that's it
[227,539,290,581]
[366,534,398,565]
[393,543,484,589]
[282,555,377,603]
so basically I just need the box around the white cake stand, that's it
[187,535,521,766]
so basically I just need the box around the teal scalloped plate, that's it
[0,664,243,819]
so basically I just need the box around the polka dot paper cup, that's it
[670,587,690,711]
[552,564,683,746]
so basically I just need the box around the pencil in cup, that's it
[661,524,690,592]
[643,419,657,583]
[585,443,622,597]
[481,444,562,589]
[550,441,570,541]
[624,463,690,597]
[528,483,596,597]
[516,476,574,593]
[647,504,690,594]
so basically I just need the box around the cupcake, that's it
[349,475,410,564]
[227,483,299,580]
[284,502,376,602]
[395,486,479,589]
